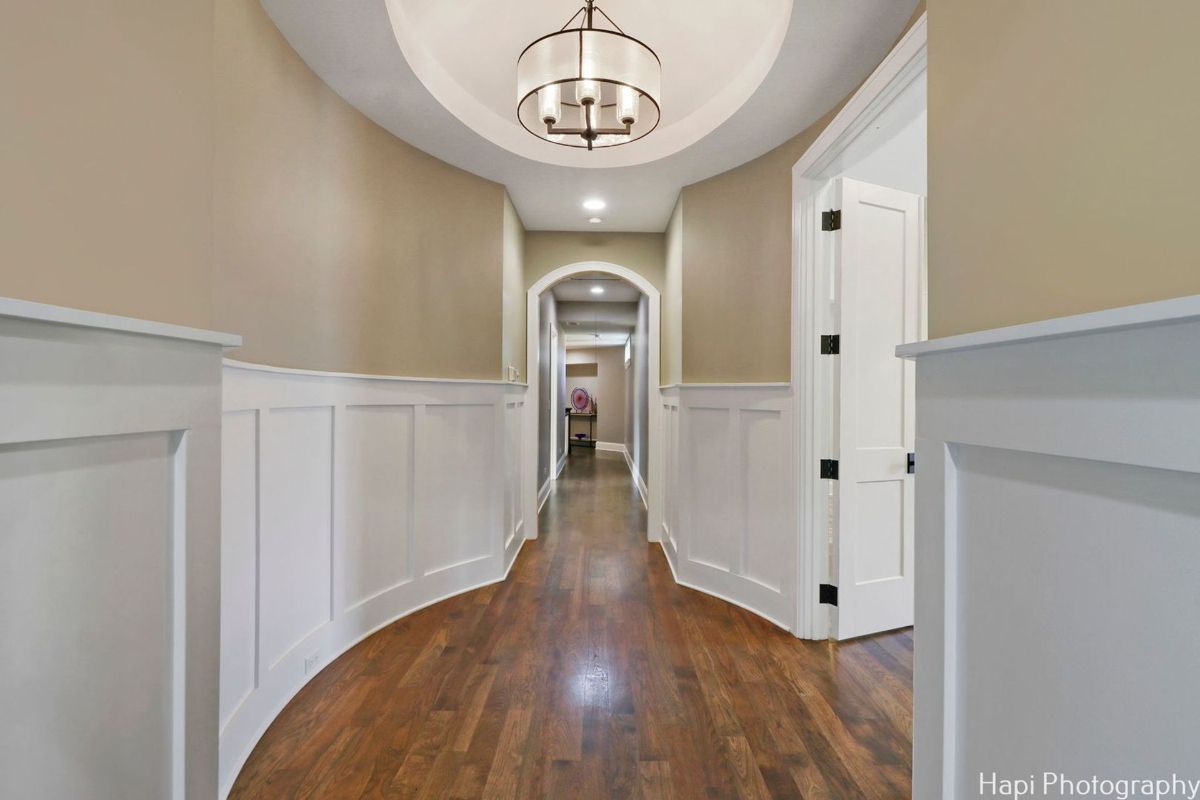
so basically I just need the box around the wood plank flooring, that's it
[230,450,913,799]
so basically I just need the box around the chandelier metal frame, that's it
[516,0,661,150]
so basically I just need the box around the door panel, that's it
[834,177,921,640]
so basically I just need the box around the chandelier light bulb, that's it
[617,85,640,125]
[538,85,561,124]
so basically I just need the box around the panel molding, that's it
[902,298,1200,797]
[657,384,796,632]
[0,300,234,800]
[218,360,527,798]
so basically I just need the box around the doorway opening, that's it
[792,13,927,641]
[525,262,662,543]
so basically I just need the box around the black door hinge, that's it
[907,452,916,474]
[819,584,839,606]
[820,459,839,480]
[820,334,840,355]
[821,209,842,231]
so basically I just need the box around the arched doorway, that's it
[524,261,663,543]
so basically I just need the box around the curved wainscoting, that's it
[218,360,527,798]
[658,384,797,632]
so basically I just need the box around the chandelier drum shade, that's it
[516,1,661,150]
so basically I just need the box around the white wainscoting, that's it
[0,298,237,800]
[899,296,1200,798]
[218,361,527,798]
[658,384,796,631]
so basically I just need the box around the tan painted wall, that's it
[0,0,214,328]
[565,346,626,445]
[677,2,925,382]
[213,0,508,378]
[502,194,527,378]
[662,197,684,385]
[929,1,1200,336]
[524,232,665,291]
[680,107,840,383]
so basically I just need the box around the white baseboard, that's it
[623,447,648,509]
[554,450,567,478]
[595,441,625,453]
[537,476,552,512]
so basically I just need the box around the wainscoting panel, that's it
[0,298,235,800]
[218,361,528,798]
[259,406,334,672]
[900,297,1200,798]
[660,389,680,567]
[503,390,527,571]
[342,405,415,610]
[658,384,795,631]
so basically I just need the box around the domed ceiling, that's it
[261,0,919,230]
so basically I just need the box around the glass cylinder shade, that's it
[517,28,660,148]
[537,85,560,123]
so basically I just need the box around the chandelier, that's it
[516,0,661,150]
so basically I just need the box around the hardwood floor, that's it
[230,450,913,799]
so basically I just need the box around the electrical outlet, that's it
[304,652,320,674]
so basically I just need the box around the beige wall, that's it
[0,0,214,328]
[502,194,526,378]
[677,2,925,382]
[565,346,626,445]
[662,197,684,385]
[213,0,508,378]
[929,1,1200,337]
[679,107,840,383]
[524,231,665,291]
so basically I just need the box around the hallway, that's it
[230,450,912,799]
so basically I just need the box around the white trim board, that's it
[595,441,626,453]
[0,295,241,348]
[624,446,649,510]
[897,292,1200,359]
[790,12,927,640]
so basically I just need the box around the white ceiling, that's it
[556,297,636,347]
[388,0,792,168]
[260,0,919,230]
[551,273,642,303]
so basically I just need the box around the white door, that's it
[832,177,922,640]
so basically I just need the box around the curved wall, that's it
[0,0,213,329]
[214,0,512,379]
[219,361,527,797]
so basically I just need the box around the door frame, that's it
[790,12,927,639]
[525,261,662,543]
[548,323,558,480]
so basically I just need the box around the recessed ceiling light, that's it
[588,217,603,224]
[582,198,606,212]
[590,286,605,295]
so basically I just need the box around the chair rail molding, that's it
[0,297,239,800]
[658,383,797,632]
[218,360,527,798]
[899,294,1200,798]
